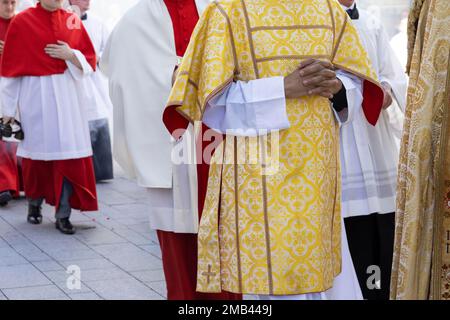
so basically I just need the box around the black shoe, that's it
[0,191,12,207]
[55,218,76,235]
[27,203,43,225]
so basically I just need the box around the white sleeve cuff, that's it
[334,71,363,125]
[251,76,290,132]
[203,77,289,136]
[66,49,94,80]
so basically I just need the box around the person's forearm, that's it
[68,52,83,70]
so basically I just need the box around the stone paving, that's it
[0,167,166,300]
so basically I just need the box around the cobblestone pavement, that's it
[0,167,166,300]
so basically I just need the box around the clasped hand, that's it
[45,40,75,61]
[284,59,342,99]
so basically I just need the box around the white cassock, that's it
[1,51,94,161]
[100,0,210,233]
[81,13,113,123]
[339,7,408,219]
[203,72,364,300]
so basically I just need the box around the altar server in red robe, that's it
[1,0,98,234]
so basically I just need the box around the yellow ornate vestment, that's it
[166,0,382,295]
[390,0,450,300]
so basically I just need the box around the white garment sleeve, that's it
[376,27,408,112]
[334,70,363,126]
[66,49,94,80]
[0,77,21,118]
[98,34,112,76]
[203,76,290,136]
[99,23,111,60]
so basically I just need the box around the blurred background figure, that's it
[0,0,22,207]
[69,0,114,182]
[16,0,36,11]
[390,12,409,70]
[359,0,410,69]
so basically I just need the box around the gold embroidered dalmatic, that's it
[390,0,450,300]
[165,0,382,295]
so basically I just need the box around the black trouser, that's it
[89,118,113,182]
[28,178,73,219]
[344,212,395,300]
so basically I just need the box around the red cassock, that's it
[1,4,98,212]
[157,0,241,300]
[0,141,20,196]
[0,17,21,197]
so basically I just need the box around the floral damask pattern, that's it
[390,0,450,300]
[167,0,380,295]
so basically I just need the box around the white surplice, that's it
[205,73,363,300]
[101,0,210,233]
[339,7,408,218]
[1,50,94,161]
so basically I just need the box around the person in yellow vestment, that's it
[163,0,383,299]
[390,0,450,300]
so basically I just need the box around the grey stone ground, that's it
[0,166,166,300]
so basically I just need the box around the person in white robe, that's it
[100,0,203,233]
[100,0,240,300]
[328,0,408,300]
[69,0,114,182]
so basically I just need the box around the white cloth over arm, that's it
[147,123,199,234]
[203,73,362,134]
[203,76,289,136]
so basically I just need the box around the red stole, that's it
[1,3,96,77]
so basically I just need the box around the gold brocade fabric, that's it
[390,0,450,300]
[167,0,380,295]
